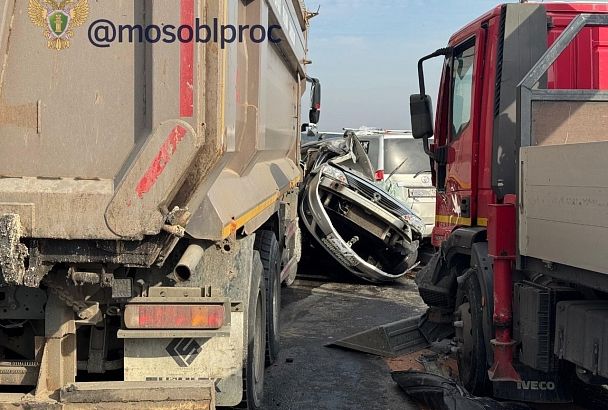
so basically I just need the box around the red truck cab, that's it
[427,3,608,247]
[410,2,608,404]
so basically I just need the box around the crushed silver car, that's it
[299,133,424,283]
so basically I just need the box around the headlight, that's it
[320,165,348,184]
[402,214,425,235]
[409,188,436,198]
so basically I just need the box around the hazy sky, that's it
[303,0,500,131]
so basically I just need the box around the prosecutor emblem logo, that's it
[28,0,89,50]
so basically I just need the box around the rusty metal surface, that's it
[0,381,215,409]
[0,213,27,285]
[60,381,214,404]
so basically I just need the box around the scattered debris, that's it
[326,313,452,357]
[327,315,426,357]
[391,371,531,410]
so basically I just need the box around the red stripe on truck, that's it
[180,0,194,117]
[136,126,187,199]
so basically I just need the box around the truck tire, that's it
[455,269,491,395]
[254,230,281,365]
[241,252,267,409]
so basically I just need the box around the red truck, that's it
[410,2,608,403]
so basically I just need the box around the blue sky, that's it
[303,0,499,131]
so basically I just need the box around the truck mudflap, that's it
[0,380,215,409]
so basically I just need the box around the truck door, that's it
[433,32,485,244]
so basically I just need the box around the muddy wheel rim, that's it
[458,301,474,380]
[272,263,280,334]
[253,291,264,389]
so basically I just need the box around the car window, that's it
[450,42,475,141]
[384,139,429,175]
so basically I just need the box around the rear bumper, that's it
[0,381,215,409]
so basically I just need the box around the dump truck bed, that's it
[0,1,309,407]
[0,0,306,241]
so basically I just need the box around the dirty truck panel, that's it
[0,0,309,408]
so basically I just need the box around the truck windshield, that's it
[384,139,429,175]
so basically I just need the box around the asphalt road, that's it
[262,257,426,410]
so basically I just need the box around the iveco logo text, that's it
[516,381,556,391]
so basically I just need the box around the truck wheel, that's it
[254,231,281,365]
[455,269,491,395]
[241,253,267,409]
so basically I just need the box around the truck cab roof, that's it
[449,2,608,45]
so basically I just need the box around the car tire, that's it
[455,269,491,395]
[239,252,266,410]
[254,230,281,365]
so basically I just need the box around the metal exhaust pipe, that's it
[174,244,204,282]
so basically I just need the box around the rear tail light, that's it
[124,304,225,329]
[374,170,385,181]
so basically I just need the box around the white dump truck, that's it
[0,0,317,408]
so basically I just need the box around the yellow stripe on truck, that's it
[221,193,281,238]
[435,214,489,227]
[435,214,472,226]
[221,176,300,238]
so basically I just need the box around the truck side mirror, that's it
[309,109,320,125]
[410,94,434,140]
[308,78,321,125]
